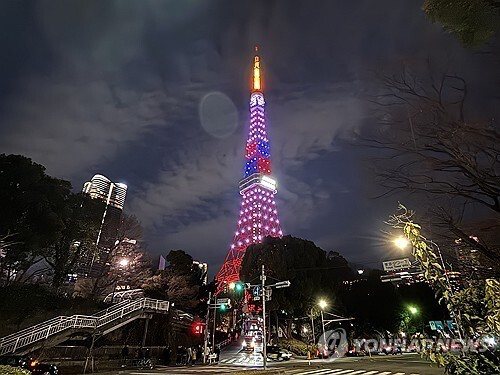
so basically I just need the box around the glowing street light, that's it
[393,236,410,250]
[119,258,130,267]
[408,305,418,315]
[318,299,328,342]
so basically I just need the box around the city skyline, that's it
[0,1,499,277]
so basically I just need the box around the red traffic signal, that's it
[193,322,204,335]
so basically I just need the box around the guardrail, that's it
[216,338,231,350]
[0,298,169,356]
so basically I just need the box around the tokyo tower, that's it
[215,48,283,292]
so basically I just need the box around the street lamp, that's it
[119,257,130,267]
[393,236,409,250]
[408,305,418,315]
[318,299,327,345]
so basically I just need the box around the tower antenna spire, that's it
[253,46,261,92]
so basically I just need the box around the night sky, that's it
[1,1,498,277]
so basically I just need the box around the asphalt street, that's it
[100,354,443,375]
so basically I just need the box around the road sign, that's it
[429,321,437,330]
[435,321,444,330]
[216,298,230,305]
[445,320,455,330]
[253,286,261,297]
[382,258,411,271]
[265,287,272,301]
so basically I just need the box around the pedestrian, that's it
[186,346,192,365]
[121,344,129,367]
[162,346,170,365]
[191,346,197,366]
[214,345,220,363]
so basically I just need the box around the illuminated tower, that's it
[215,48,283,292]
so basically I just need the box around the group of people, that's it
[175,345,208,365]
[120,344,221,367]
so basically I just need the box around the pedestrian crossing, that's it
[285,369,421,375]
[220,355,263,365]
[130,365,422,375]
[130,364,246,374]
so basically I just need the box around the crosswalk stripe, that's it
[376,372,393,375]
[393,373,406,375]
[293,369,333,375]
[361,371,381,375]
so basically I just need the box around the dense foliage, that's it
[0,154,104,287]
[0,366,31,375]
[241,235,353,317]
[388,205,500,374]
[423,0,499,46]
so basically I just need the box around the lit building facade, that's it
[77,174,128,277]
[215,48,283,292]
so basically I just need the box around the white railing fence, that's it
[0,298,169,356]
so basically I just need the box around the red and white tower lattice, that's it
[215,48,283,292]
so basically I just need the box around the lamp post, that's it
[310,307,315,344]
[318,299,327,344]
[112,257,130,303]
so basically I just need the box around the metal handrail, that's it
[0,298,169,356]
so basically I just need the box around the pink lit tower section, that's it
[215,48,283,292]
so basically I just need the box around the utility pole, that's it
[310,307,315,344]
[320,309,326,343]
[261,264,267,370]
[203,292,211,364]
[212,303,217,352]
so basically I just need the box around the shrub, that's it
[278,338,310,355]
[0,365,31,375]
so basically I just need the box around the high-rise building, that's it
[77,174,128,277]
[215,48,283,292]
[82,174,127,210]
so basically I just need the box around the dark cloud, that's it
[0,0,498,277]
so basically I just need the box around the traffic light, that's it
[193,322,204,335]
[235,282,244,292]
[220,303,227,311]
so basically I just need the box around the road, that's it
[101,342,444,375]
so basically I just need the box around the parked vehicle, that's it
[0,356,58,375]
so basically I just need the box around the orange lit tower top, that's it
[253,46,261,92]
[215,47,283,294]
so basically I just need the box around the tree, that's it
[77,214,150,298]
[240,235,353,337]
[387,205,500,374]
[366,66,500,269]
[41,193,103,288]
[0,154,103,286]
[143,250,207,313]
[423,0,500,47]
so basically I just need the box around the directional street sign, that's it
[382,258,411,271]
[429,321,437,330]
[216,298,230,305]
[435,321,444,330]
